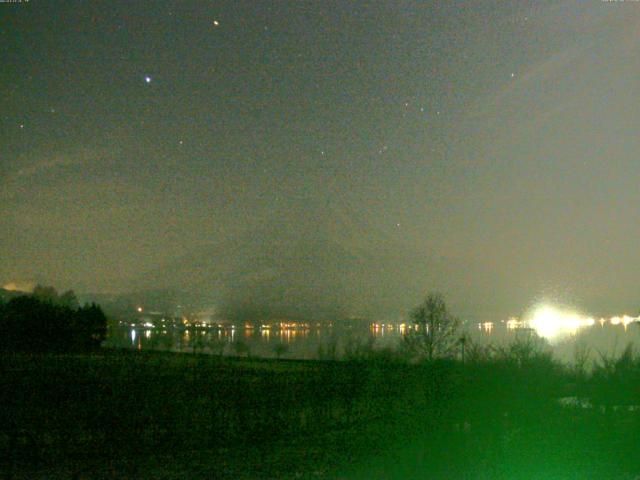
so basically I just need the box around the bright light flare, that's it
[508,307,638,339]
[527,305,594,342]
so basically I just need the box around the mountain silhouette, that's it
[135,197,432,321]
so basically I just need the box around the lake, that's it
[104,317,640,364]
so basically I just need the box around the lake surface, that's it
[104,319,640,364]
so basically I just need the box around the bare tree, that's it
[273,342,289,360]
[191,331,207,354]
[233,340,250,358]
[403,293,460,361]
[209,337,227,358]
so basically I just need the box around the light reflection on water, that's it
[104,320,640,363]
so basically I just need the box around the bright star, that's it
[144,76,152,84]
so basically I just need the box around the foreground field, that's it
[1,348,640,479]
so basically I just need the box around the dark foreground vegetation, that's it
[1,291,639,478]
[2,343,640,479]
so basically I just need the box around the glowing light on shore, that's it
[2,282,35,292]
[523,306,639,341]
[622,316,635,329]
[506,317,525,330]
[527,305,594,342]
[482,322,494,333]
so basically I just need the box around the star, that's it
[144,75,152,84]
[19,124,24,129]
[510,72,515,78]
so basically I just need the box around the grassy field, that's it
[1,347,640,479]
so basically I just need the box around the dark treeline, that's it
[0,286,107,353]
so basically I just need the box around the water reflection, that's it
[105,316,640,363]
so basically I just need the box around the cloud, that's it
[11,146,109,179]
[465,4,637,125]
[13,155,85,179]
[0,146,113,202]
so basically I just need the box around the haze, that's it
[2,1,640,321]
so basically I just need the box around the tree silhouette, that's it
[403,293,460,361]
[32,285,59,304]
[209,336,227,357]
[73,303,107,349]
[273,342,289,360]
[191,331,207,354]
[59,290,79,309]
[458,334,469,363]
[233,340,250,358]
[0,291,106,352]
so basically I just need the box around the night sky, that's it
[2,1,640,320]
